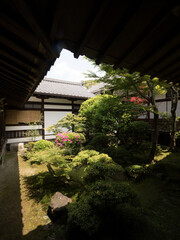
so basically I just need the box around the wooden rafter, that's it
[13,0,57,58]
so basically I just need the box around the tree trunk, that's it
[170,86,178,152]
[149,111,159,161]
[46,163,56,176]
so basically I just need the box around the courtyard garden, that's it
[22,93,180,240]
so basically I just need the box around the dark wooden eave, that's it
[0,0,179,107]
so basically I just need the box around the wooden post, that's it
[72,99,74,114]
[72,99,75,132]
[41,97,45,139]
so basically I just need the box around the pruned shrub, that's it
[33,140,54,151]
[66,181,138,238]
[72,150,112,167]
[109,146,132,165]
[56,132,85,155]
[88,133,110,152]
[83,162,124,183]
[120,121,150,147]
[24,141,35,152]
[83,144,95,150]
[125,165,146,179]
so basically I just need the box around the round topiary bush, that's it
[33,140,54,151]
[89,133,110,152]
[125,165,146,179]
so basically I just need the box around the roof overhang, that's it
[0,0,179,107]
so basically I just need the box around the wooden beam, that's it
[0,11,39,49]
[0,34,44,63]
[74,0,108,59]
[0,77,27,95]
[96,0,142,65]
[144,47,180,75]
[130,31,180,72]
[0,49,39,73]
[161,68,180,80]
[0,72,31,91]
[154,57,180,76]
[0,59,36,82]
[13,0,57,58]
[0,87,24,107]
[50,0,63,42]
[114,3,178,69]
[0,66,34,87]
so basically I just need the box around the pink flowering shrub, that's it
[56,132,85,151]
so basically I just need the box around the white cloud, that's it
[46,60,84,82]
[46,49,100,82]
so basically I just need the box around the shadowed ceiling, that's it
[0,0,179,107]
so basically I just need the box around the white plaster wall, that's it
[155,94,166,100]
[74,100,84,104]
[176,101,180,116]
[6,125,42,131]
[28,96,41,102]
[7,136,42,144]
[44,104,72,109]
[44,98,71,104]
[45,135,56,140]
[156,102,167,117]
[44,111,71,134]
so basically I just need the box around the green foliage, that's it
[67,181,138,237]
[79,94,146,141]
[83,145,95,150]
[150,152,180,181]
[24,142,35,152]
[56,132,86,155]
[160,112,180,134]
[120,121,150,147]
[88,133,110,151]
[109,143,152,166]
[72,150,112,167]
[25,120,42,141]
[33,140,54,151]
[108,146,133,165]
[84,59,171,160]
[82,79,99,89]
[47,113,86,134]
[125,165,146,179]
[25,146,64,165]
[83,162,124,183]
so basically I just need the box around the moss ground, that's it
[0,149,179,240]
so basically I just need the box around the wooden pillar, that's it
[41,97,45,139]
[72,99,74,114]
[0,98,6,153]
[72,99,75,132]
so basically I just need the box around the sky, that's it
[46,49,100,82]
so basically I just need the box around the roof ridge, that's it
[43,77,82,86]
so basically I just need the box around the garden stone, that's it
[18,143,25,157]
[47,192,72,223]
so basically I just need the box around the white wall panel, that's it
[44,104,72,109]
[155,94,166,100]
[156,102,167,117]
[176,101,180,116]
[44,98,71,104]
[6,125,42,131]
[28,96,41,102]
[45,135,56,140]
[74,100,84,104]
[7,136,42,144]
[44,111,70,134]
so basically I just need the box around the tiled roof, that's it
[35,78,95,99]
[88,82,106,94]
